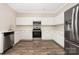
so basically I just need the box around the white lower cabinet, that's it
[0,33,4,53]
[42,31,53,40]
[20,30,32,40]
[52,32,56,41]
[14,31,21,44]
[53,31,64,47]
[14,30,32,44]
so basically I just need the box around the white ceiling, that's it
[8,3,67,13]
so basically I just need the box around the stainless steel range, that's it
[32,21,42,39]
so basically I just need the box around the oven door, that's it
[33,31,41,38]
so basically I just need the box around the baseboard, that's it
[52,40,64,49]
[20,39,53,41]
[14,40,21,46]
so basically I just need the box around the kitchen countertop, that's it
[0,31,14,33]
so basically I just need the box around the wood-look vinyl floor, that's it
[4,40,65,55]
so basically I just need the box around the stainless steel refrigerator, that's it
[65,4,79,55]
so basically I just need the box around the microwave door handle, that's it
[72,8,75,39]
[75,6,79,41]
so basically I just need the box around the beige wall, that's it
[0,3,16,31]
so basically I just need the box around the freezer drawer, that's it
[65,40,79,55]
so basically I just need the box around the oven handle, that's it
[75,6,79,40]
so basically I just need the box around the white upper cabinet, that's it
[16,17,33,25]
[16,13,64,26]
[42,17,54,25]
[53,13,64,25]
[16,17,53,25]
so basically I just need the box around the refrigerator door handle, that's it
[75,6,79,40]
[71,8,75,40]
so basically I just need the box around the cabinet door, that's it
[21,30,32,40]
[14,31,21,44]
[53,13,64,25]
[46,17,53,25]
[16,17,33,25]
[0,33,4,53]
